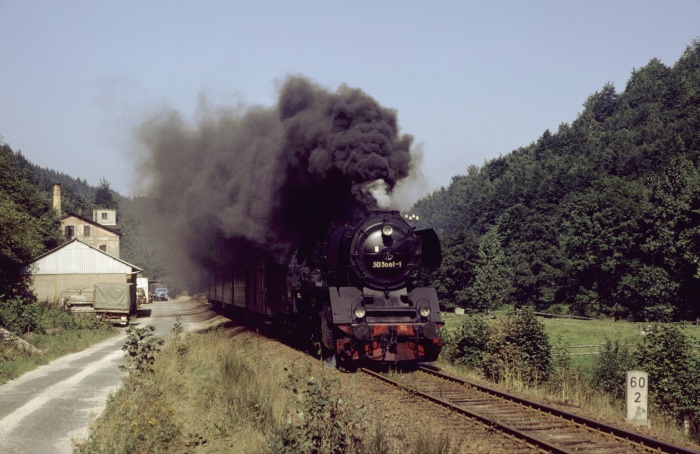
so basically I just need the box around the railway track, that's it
[360,366,700,454]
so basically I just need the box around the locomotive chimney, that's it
[52,183,61,216]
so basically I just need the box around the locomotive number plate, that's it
[372,261,402,269]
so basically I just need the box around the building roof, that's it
[62,212,123,237]
[24,239,142,275]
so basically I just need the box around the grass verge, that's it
[76,325,464,453]
[0,316,118,385]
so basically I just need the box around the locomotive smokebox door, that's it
[349,213,421,291]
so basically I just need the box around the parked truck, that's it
[136,277,150,305]
[148,282,169,301]
[93,282,136,326]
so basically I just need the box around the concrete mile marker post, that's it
[626,370,650,427]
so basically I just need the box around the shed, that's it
[24,239,142,304]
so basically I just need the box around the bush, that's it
[0,296,44,335]
[635,323,700,440]
[589,339,636,400]
[637,304,676,322]
[449,315,490,368]
[546,304,569,316]
[38,302,110,332]
[1,297,113,336]
[481,307,552,385]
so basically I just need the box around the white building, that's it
[25,239,141,304]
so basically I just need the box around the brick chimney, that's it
[52,184,61,216]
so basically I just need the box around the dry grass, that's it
[76,326,460,453]
[76,327,289,453]
[435,353,696,448]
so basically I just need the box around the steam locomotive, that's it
[207,211,444,364]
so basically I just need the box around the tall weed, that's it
[269,364,367,453]
[79,326,463,453]
[120,325,164,379]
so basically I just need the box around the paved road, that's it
[0,296,223,453]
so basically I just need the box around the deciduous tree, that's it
[0,144,61,299]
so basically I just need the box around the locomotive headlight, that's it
[381,225,393,236]
[418,306,431,318]
[354,306,366,319]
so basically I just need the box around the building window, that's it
[99,245,107,252]
[101,212,108,220]
[83,226,91,237]
[65,226,74,240]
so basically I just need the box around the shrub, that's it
[635,323,700,440]
[449,315,490,368]
[546,304,569,316]
[589,339,636,400]
[637,304,676,322]
[38,301,110,332]
[0,296,44,335]
[481,307,552,385]
[438,329,459,364]
[1,297,113,336]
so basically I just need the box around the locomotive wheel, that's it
[320,310,335,353]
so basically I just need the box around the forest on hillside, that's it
[414,40,700,322]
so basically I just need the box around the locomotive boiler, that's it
[208,210,444,364]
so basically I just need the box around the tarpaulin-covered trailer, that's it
[94,282,136,326]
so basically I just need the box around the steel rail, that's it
[418,366,700,454]
[360,367,574,454]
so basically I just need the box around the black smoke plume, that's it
[136,76,419,287]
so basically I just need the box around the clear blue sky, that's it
[1,1,698,198]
